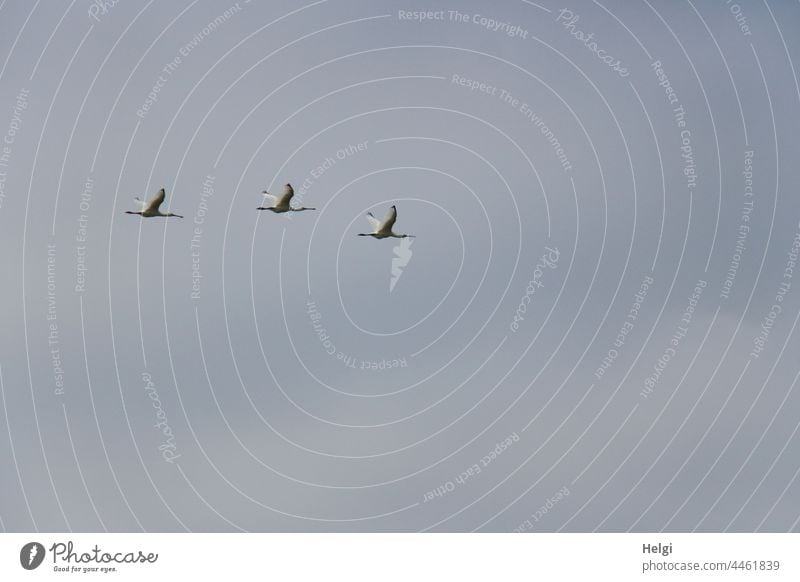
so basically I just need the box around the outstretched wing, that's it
[144,188,166,214]
[365,212,381,230]
[274,184,294,207]
[380,205,397,232]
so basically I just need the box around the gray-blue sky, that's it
[1,0,800,532]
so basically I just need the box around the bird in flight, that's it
[258,183,315,213]
[358,205,415,239]
[125,188,183,218]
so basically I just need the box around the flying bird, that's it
[125,188,183,218]
[258,183,315,213]
[358,205,415,239]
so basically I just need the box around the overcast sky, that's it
[1,0,800,532]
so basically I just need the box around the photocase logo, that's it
[20,542,45,570]
[390,237,414,292]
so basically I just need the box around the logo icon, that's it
[390,237,414,292]
[20,542,45,570]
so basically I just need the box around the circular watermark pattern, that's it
[0,0,799,534]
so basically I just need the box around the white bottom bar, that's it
[1,533,797,581]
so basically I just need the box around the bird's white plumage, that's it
[142,188,166,214]
[273,184,295,208]
[359,205,413,239]
[365,212,381,230]
[126,188,182,218]
[258,183,314,213]
[380,206,397,233]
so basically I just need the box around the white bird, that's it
[258,183,315,213]
[358,205,414,239]
[125,188,183,218]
